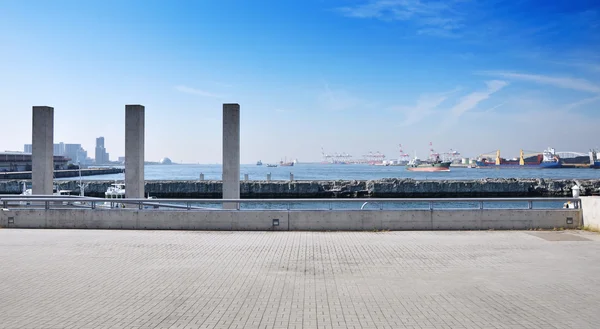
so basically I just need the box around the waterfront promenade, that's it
[1,229,599,329]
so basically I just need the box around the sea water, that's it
[58,163,600,181]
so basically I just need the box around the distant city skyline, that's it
[23,142,88,164]
[1,1,599,163]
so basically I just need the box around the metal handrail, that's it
[0,195,581,212]
[0,196,583,202]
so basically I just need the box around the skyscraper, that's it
[53,143,65,156]
[25,143,88,164]
[64,144,87,163]
[95,137,109,164]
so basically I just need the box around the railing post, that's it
[139,201,143,210]
[187,202,190,210]
[45,201,49,210]
[527,201,533,210]
[479,201,483,210]
[91,201,96,209]
[429,201,433,211]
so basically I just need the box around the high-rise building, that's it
[95,137,109,164]
[53,142,65,156]
[64,144,87,163]
[26,143,89,163]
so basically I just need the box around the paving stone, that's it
[0,229,599,329]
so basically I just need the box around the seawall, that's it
[1,178,598,198]
[0,168,124,180]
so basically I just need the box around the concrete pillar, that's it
[125,105,145,199]
[222,104,240,209]
[199,173,204,181]
[290,172,294,182]
[32,106,54,195]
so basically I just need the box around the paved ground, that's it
[1,230,600,329]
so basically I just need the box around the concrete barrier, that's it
[581,196,600,231]
[0,208,580,231]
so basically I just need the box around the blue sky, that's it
[1,0,599,163]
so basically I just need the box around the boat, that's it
[590,150,600,169]
[406,156,451,172]
[256,160,263,166]
[102,182,157,209]
[18,182,74,205]
[476,148,561,169]
[266,164,278,168]
[103,183,126,208]
[279,157,294,166]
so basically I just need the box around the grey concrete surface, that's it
[582,196,600,231]
[1,229,599,329]
[31,106,54,195]
[125,105,145,199]
[222,103,240,209]
[0,208,582,231]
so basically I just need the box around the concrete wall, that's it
[0,209,581,231]
[581,196,600,231]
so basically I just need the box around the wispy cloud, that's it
[479,71,600,94]
[482,102,505,113]
[562,95,600,112]
[392,87,460,126]
[318,84,366,111]
[174,85,224,98]
[336,0,464,37]
[451,80,508,117]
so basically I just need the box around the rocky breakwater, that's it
[1,178,598,198]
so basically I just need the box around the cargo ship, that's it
[406,156,451,172]
[591,150,600,169]
[476,148,561,169]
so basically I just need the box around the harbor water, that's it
[59,163,600,181]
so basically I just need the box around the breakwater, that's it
[0,168,124,180]
[1,178,598,198]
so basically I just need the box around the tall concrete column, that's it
[125,105,145,199]
[32,106,54,195]
[223,103,240,209]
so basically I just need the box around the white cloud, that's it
[479,71,600,94]
[562,95,600,112]
[318,84,365,111]
[392,88,459,126]
[336,0,463,37]
[451,80,508,117]
[174,85,224,98]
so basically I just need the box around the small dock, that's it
[0,167,124,180]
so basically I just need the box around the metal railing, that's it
[0,195,582,211]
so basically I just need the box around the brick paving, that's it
[1,229,599,329]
